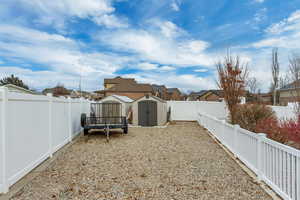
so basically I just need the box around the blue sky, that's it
[0,0,300,92]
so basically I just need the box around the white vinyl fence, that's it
[198,112,300,200]
[271,105,297,120]
[167,101,228,121]
[0,87,90,193]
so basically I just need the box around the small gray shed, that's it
[100,95,134,117]
[132,95,167,126]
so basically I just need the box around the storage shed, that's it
[100,95,134,117]
[132,95,167,126]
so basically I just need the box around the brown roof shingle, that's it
[104,76,136,84]
[106,83,153,92]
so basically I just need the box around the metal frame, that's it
[81,103,128,142]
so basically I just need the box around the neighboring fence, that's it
[167,101,228,121]
[0,87,90,193]
[198,112,300,200]
[271,105,297,120]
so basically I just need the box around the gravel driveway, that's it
[11,122,271,200]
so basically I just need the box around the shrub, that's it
[234,104,275,132]
[255,118,289,144]
[280,115,300,147]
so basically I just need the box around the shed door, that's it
[138,100,157,126]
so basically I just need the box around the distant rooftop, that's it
[104,76,136,84]
[106,82,153,92]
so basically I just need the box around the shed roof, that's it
[134,95,166,103]
[102,95,134,103]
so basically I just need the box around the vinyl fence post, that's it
[233,124,240,156]
[80,98,83,133]
[68,97,72,142]
[198,113,202,126]
[0,87,9,193]
[47,93,53,158]
[257,133,266,181]
[296,152,300,199]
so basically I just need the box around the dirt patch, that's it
[10,122,271,200]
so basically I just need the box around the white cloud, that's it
[0,24,131,90]
[0,66,110,91]
[171,1,180,11]
[93,14,128,28]
[137,62,158,70]
[265,10,300,35]
[253,0,265,3]
[194,68,208,73]
[96,26,213,67]
[253,10,300,49]
[13,0,127,29]
[159,66,175,71]
[182,40,210,53]
[159,21,185,38]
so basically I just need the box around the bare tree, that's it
[271,48,280,105]
[216,52,249,123]
[288,54,300,114]
[248,77,258,94]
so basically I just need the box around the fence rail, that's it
[198,112,300,200]
[0,87,90,193]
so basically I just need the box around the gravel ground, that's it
[11,122,272,200]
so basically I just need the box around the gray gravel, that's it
[11,122,272,200]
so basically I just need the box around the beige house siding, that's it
[132,96,167,126]
[279,89,300,104]
[104,83,116,89]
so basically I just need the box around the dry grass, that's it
[11,122,271,200]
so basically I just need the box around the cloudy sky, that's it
[0,0,300,92]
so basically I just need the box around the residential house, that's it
[187,90,207,101]
[166,88,182,100]
[104,76,136,90]
[101,76,154,100]
[152,84,168,100]
[70,90,102,100]
[42,86,71,97]
[279,80,300,105]
[255,93,272,105]
[188,90,224,102]
[198,90,224,101]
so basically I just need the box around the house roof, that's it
[106,83,153,92]
[210,90,224,97]
[2,84,37,94]
[167,88,181,94]
[190,90,224,98]
[279,80,300,91]
[190,90,207,96]
[104,76,136,84]
[152,84,167,93]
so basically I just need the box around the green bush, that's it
[233,104,276,132]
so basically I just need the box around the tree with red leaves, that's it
[216,53,248,123]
